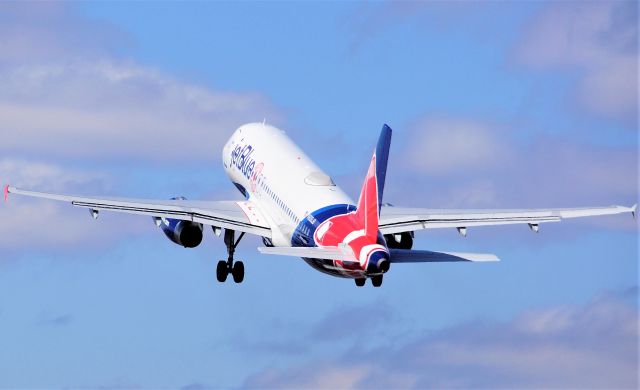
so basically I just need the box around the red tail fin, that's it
[355,156,379,240]
[355,125,392,240]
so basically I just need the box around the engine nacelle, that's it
[159,218,203,248]
[156,196,203,248]
[384,231,414,250]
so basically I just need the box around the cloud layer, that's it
[0,61,282,162]
[0,158,148,252]
[244,287,639,389]
[393,115,637,220]
[0,3,282,252]
[514,1,638,122]
[405,118,511,176]
[0,2,126,65]
[0,3,283,162]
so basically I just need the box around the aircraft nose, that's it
[369,249,390,273]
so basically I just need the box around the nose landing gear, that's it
[216,229,245,283]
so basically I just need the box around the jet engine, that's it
[384,231,414,250]
[158,218,203,248]
[155,196,203,248]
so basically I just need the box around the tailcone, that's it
[368,249,390,273]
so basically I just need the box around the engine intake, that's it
[155,196,203,248]
[160,219,203,248]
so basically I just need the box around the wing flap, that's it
[390,249,499,263]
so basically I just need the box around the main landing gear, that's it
[354,275,383,287]
[216,229,245,283]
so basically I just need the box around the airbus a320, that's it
[5,123,636,287]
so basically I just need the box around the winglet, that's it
[632,204,637,219]
[3,184,9,202]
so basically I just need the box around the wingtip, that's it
[3,184,9,203]
[632,203,637,219]
[483,253,501,262]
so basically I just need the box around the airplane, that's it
[4,123,636,287]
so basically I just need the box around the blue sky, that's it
[0,1,637,388]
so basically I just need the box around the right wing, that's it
[6,186,272,238]
[379,204,636,235]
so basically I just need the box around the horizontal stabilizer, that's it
[258,246,358,262]
[390,249,499,263]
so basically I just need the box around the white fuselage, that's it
[222,122,353,246]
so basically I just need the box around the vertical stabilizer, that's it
[356,124,393,239]
[375,124,392,210]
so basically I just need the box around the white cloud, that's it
[406,118,509,176]
[514,1,638,121]
[0,200,146,253]
[0,158,146,253]
[0,3,285,255]
[578,56,637,119]
[0,3,283,162]
[0,158,106,192]
[247,364,370,389]
[388,116,637,222]
[244,288,639,389]
[0,61,282,161]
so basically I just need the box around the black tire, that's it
[232,261,245,283]
[354,278,366,287]
[371,275,383,287]
[216,260,228,283]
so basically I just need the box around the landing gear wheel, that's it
[216,260,228,283]
[215,229,246,284]
[371,275,383,287]
[355,278,366,287]
[232,261,245,284]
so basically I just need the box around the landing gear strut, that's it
[216,229,245,283]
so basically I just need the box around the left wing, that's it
[6,186,272,238]
[379,204,636,235]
